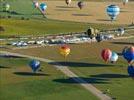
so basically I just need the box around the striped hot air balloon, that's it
[106,5,120,21]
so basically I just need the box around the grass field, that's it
[0,0,134,100]
[1,0,134,24]
[0,57,100,100]
[3,38,133,100]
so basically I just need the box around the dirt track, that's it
[44,1,134,24]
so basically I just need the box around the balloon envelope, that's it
[33,1,39,8]
[127,65,134,77]
[29,60,40,72]
[122,46,134,64]
[95,34,104,42]
[106,5,120,21]
[101,49,112,62]
[3,3,10,11]
[65,0,71,5]
[123,0,129,5]
[110,52,119,63]
[60,45,70,57]
[78,1,84,9]
[40,3,47,11]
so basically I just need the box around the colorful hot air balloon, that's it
[33,1,39,8]
[122,46,134,64]
[65,0,71,5]
[123,0,129,6]
[29,60,40,72]
[110,52,119,63]
[127,65,134,78]
[101,49,112,62]
[60,45,70,58]
[3,3,10,11]
[106,5,120,21]
[40,3,47,12]
[78,1,84,9]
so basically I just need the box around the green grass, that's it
[0,18,121,38]
[0,57,99,100]
[7,38,134,100]
[0,0,122,38]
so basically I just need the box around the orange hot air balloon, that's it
[60,45,70,57]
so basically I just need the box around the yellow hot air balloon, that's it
[60,45,70,57]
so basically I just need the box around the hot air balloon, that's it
[106,5,120,21]
[117,28,125,36]
[127,65,134,78]
[33,1,39,8]
[101,49,112,62]
[40,3,47,12]
[110,52,119,63]
[60,45,70,58]
[95,34,104,42]
[123,0,129,6]
[3,3,10,11]
[65,0,71,5]
[78,1,84,9]
[29,60,40,72]
[122,46,134,64]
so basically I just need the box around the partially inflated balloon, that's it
[122,46,134,64]
[40,3,47,12]
[78,1,84,9]
[3,3,10,11]
[33,1,39,8]
[101,49,112,62]
[95,34,104,42]
[110,52,119,63]
[29,60,40,72]
[127,65,134,78]
[65,0,71,5]
[60,45,70,57]
[123,0,129,6]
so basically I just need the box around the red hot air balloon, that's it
[101,49,112,62]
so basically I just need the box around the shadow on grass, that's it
[111,42,134,45]
[53,73,129,84]
[90,74,129,78]
[56,6,76,8]
[50,61,115,67]
[53,77,109,84]
[96,19,112,22]
[0,65,10,69]
[14,72,49,76]
[55,9,73,11]
[0,54,24,58]
[72,13,92,16]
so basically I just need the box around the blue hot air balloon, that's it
[110,52,119,63]
[122,46,134,64]
[106,5,120,21]
[40,3,47,11]
[127,65,134,78]
[29,60,40,72]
